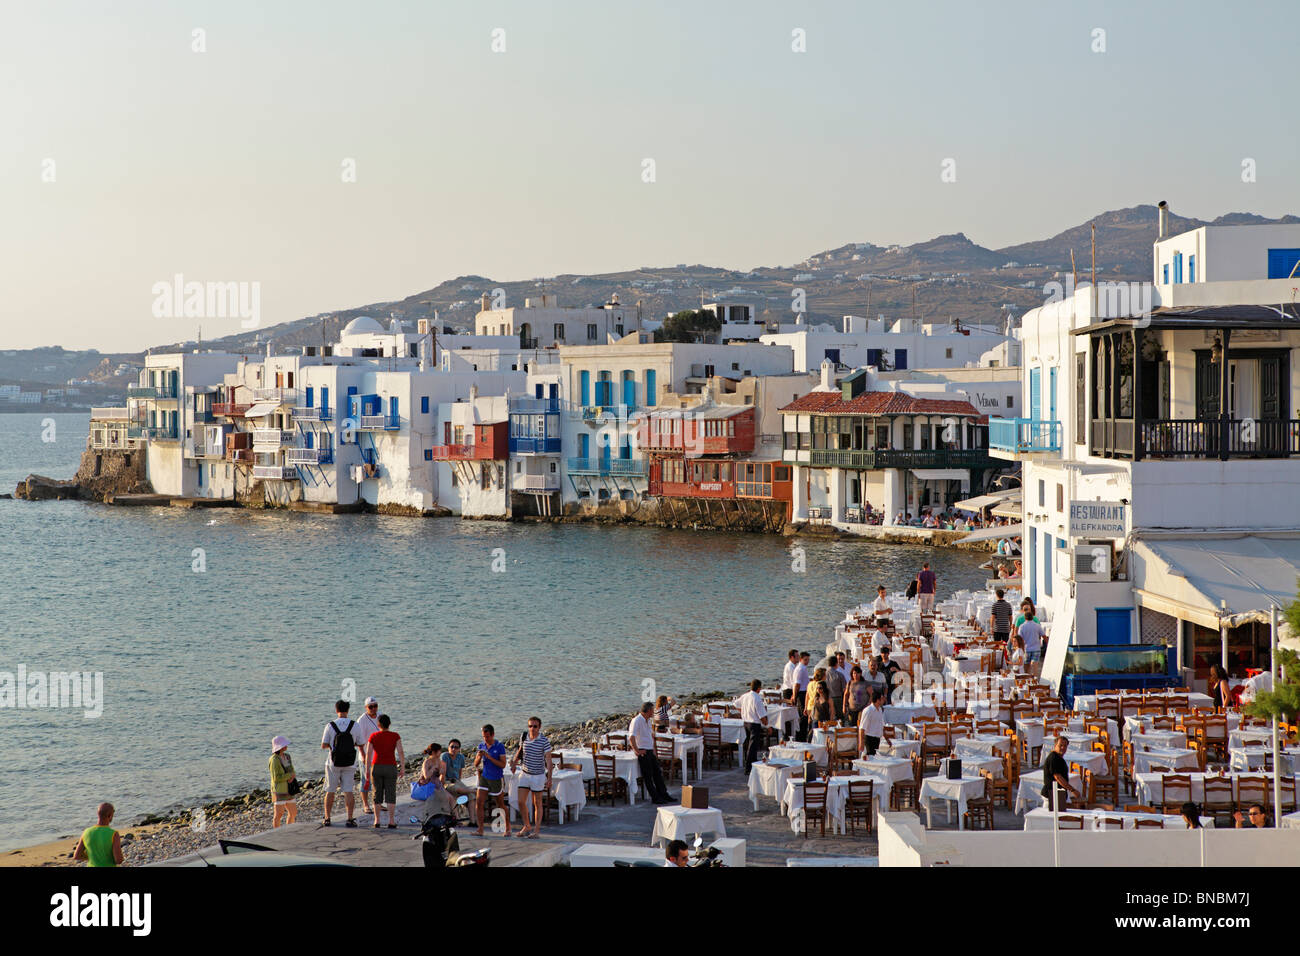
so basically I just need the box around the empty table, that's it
[651,806,725,846]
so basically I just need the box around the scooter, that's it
[411,795,491,867]
[688,834,726,868]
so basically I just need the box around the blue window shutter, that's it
[306,386,314,408]
[535,383,543,399]
[421,396,429,414]
[580,371,590,406]
[1267,248,1300,279]
[1029,368,1041,422]
[646,370,656,406]
[1163,264,1169,284]
[1048,368,1057,421]
[1188,255,1196,283]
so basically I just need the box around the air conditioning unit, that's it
[1072,544,1112,582]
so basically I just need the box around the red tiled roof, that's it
[779,390,981,417]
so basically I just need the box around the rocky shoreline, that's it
[23,688,744,867]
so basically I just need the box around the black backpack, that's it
[905,579,919,599]
[330,719,357,767]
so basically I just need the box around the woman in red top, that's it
[365,714,405,829]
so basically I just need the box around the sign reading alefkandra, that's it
[1068,500,1128,538]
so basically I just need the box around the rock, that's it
[15,474,79,501]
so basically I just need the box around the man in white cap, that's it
[354,696,382,816]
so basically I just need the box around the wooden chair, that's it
[1203,715,1229,761]
[702,723,733,770]
[963,774,996,831]
[1134,818,1165,829]
[987,760,1014,809]
[920,723,950,771]
[654,734,683,783]
[1086,751,1119,808]
[831,727,858,769]
[1237,774,1269,811]
[976,719,1002,736]
[1277,775,1297,813]
[605,732,630,752]
[844,779,875,835]
[801,781,829,838]
[1096,697,1121,722]
[1159,773,1192,814]
[1126,804,1160,814]
[591,753,628,807]
[1202,774,1235,826]
[1097,815,1125,829]
[1137,704,1164,718]
[890,754,923,811]
[1056,814,1085,830]
[1151,715,1177,731]
[1167,694,1189,713]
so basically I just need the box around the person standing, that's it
[858,690,886,757]
[474,724,509,837]
[916,561,937,615]
[792,651,811,742]
[738,679,768,774]
[321,699,366,827]
[824,660,846,725]
[843,665,869,728]
[1018,613,1045,677]
[630,701,673,804]
[872,586,893,630]
[876,647,901,701]
[365,714,404,830]
[1014,599,1035,632]
[1040,736,1079,811]
[781,649,799,703]
[510,716,552,839]
[268,736,298,827]
[990,588,1014,646]
[834,651,852,689]
[73,802,124,867]
[1208,664,1232,711]
[353,696,382,816]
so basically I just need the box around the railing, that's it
[988,418,1061,455]
[252,428,292,446]
[566,457,647,476]
[286,447,333,465]
[291,405,319,421]
[515,473,561,492]
[184,441,207,459]
[509,437,562,455]
[138,425,179,441]
[806,447,993,469]
[254,388,296,404]
[227,448,254,463]
[212,402,252,417]
[429,443,498,461]
[91,407,130,421]
[736,481,773,498]
[126,385,157,400]
[1128,418,1300,460]
[519,337,540,350]
[510,397,561,413]
[358,414,398,430]
[580,404,628,422]
[252,465,297,481]
[90,431,138,450]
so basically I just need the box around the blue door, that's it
[535,383,543,399]
[894,348,907,371]
[1043,535,1053,597]
[305,386,314,408]
[623,374,635,410]
[580,371,590,407]
[321,387,330,418]
[645,370,656,407]
[579,433,589,459]
[1048,368,1057,422]
[547,383,557,400]
[1267,248,1300,279]
[389,396,398,426]
[1096,608,1132,646]
[1029,368,1041,423]
[346,386,357,418]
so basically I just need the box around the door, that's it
[894,348,907,371]
[623,373,636,410]
[1029,368,1041,423]
[645,370,656,407]
[1195,352,1220,419]
[579,433,589,460]
[1048,367,1057,422]
[321,386,330,418]
[389,396,398,426]
[580,371,590,407]
[1096,608,1132,646]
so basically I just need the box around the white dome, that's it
[342,315,385,336]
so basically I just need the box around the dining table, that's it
[769,741,829,766]
[1022,808,1214,830]
[918,774,988,829]
[851,754,914,784]
[1131,747,1202,774]
[602,732,704,782]
[954,734,1012,758]
[1134,770,1289,805]
[748,758,804,810]
[1014,770,1083,814]
[555,748,641,803]
[650,805,726,846]
[780,774,885,835]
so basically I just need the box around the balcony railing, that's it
[286,447,333,465]
[91,406,130,421]
[252,428,292,446]
[127,385,157,400]
[511,396,561,413]
[184,441,207,459]
[227,448,254,463]
[566,457,648,476]
[212,402,252,417]
[580,404,628,422]
[806,447,993,470]
[252,465,297,481]
[1091,417,1300,460]
[291,405,319,421]
[509,437,562,455]
[253,387,296,405]
[515,473,561,492]
[429,443,499,461]
[359,414,399,430]
[988,418,1062,455]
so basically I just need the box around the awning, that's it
[955,488,1018,511]
[992,490,1022,519]
[958,522,1023,543]
[242,402,279,418]
[1129,533,1300,630]
[910,468,968,481]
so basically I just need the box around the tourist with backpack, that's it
[321,699,366,827]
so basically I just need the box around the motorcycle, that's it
[411,795,490,868]
[688,834,725,868]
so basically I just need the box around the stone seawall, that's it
[14,445,151,502]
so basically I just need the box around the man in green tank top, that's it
[74,802,124,867]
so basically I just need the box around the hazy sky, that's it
[4,0,1298,351]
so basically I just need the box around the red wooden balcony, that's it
[212,402,252,417]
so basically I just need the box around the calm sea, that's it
[0,412,987,849]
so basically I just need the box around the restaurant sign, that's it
[1068,500,1127,537]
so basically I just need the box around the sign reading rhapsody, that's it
[1069,500,1127,537]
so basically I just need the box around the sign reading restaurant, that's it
[1068,500,1128,537]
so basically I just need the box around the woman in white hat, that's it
[269,735,298,827]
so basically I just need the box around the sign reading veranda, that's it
[1069,500,1127,537]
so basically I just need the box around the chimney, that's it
[1157,200,1168,240]
[820,358,834,391]
[480,293,490,313]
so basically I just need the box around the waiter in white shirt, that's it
[738,679,769,774]
[872,585,893,630]
[858,689,886,756]
[792,651,811,741]
[780,649,799,703]
[629,701,673,804]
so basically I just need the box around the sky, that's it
[3,0,1298,351]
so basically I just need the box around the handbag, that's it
[287,778,302,796]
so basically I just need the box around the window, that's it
[421,396,429,414]
[549,461,556,473]
[731,362,739,371]
[945,348,953,359]
[424,449,432,461]
[1075,352,1086,444]
[1007,395,1014,409]
[1056,483,1064,512]
[1188,255,1196,283]
[1163,263,1170,284]
[553,324,565,341]
[1038,479,1045,507]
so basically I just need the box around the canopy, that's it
[1129,533,1300,629]
[958,522,1023,544]
[241,402,279,418]
[910,468,968,481]
[992,490,1022,519]
[954,493,1003,511]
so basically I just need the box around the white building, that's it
[761,314,1018,374]
[994,209,1300,695]
[474,293,643,349]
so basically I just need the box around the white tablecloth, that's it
[1134,771,1287,805]
[1074,692,1214,714]
[781,775,884,834]
[601,733,703,782]
[940,754,1002,778]
[501,768,586,823]
[1022,808,1213,830]
[883,703,937,725]
[1015,770,1083,814]
[1132,748,1201,774]
[880,737,921,758]
[852,755,914,784]
[1227,749,1299,773]
[919,776,988,829]
[1131,730,1188,751]
[651,806,725,845]
[557,748,640,803]
[1229,728,1276,749]
[748,759,803,810]
[769,742,828,766]
[954,734,1011,757]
